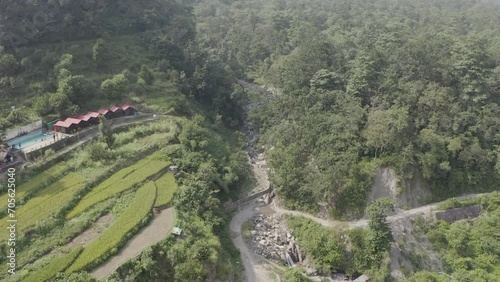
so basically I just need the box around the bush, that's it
[138,64,154,85]
[66,181,156,272]
[87,142,115,161]
[44,148,55,158]
[286,216,346,274]
[100,74,128,99]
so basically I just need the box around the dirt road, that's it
[91,208,175,280]
[272,192,489,229]
[230,79,492,281]
[230,204,278,282]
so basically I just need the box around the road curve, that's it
[232,79,495,281]
[271,192,490,229]
[229,204,276,282]
[91,208,175,280]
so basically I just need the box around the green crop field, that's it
[21,247,83,282]
[67,156,169,218]
[0,162,68,209]
[154,173,179,208]
[0,172,86,240]
[66,181,157,272]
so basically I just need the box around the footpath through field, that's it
[91,207,175,280]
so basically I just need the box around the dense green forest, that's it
[2,0,500,281]
[1,0,248,281]
[285,194,500,282]
[0,0,243,136]
[193,0,500,217]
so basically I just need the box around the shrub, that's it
[66,181,156,272]
[101,74,128,99]
[138,64,154,85]
[286,216,346,274]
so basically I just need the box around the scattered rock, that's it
[247,213,305,266]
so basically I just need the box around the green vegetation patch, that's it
[436,192,500,211]
[66,181,156,272]
[286,216,346,273]
[21,247,83,282]
[67,156,168,218]
[408,193,500,281]
[0,161,68,208]
[154,173,179,208]
[0,172,85,239]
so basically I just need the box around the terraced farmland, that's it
[0,162,68,209]
[66,181,157,272]
[154,172,179,208]
[21,247,83,282]
[67,156,169,218]
[0,172,86,240]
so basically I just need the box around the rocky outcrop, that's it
[368,166,432,211]
[247,213,304,267]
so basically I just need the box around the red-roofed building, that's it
[52,104,138,134]
[53,118,83,133]
[98,108,113,119]
[121,104,138,116]
[109,105,125,118]
[81,112,100,125]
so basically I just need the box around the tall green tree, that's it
[98,115,114,148]
[365,198,394,264]
[100,74,128,99]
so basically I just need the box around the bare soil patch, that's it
[67,213,114,249]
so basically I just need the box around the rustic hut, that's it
[76,112,100,125]
[53,118,85,133]
[121,103,138,116]
[98,108,114,119]
[109,105,125,118]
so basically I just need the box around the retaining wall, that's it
[225,186,273,211]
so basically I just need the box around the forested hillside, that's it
[195,0,500,218]
[0,0,243,137]
[2,0,500,281]
[1,1,249,281]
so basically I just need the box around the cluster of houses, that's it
[53,104,138,133]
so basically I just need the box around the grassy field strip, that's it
[0,173,86,239]
[67,158,169,219]
[0,162,68,209]
[21,247,83,282]
[67,181,157,273]
[154,172,179,208]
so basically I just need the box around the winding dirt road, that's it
[231,191,489,281]
[272,192,489,229]
[230,204,279,282]
[91,208,175,280]
[230,79,492,281]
